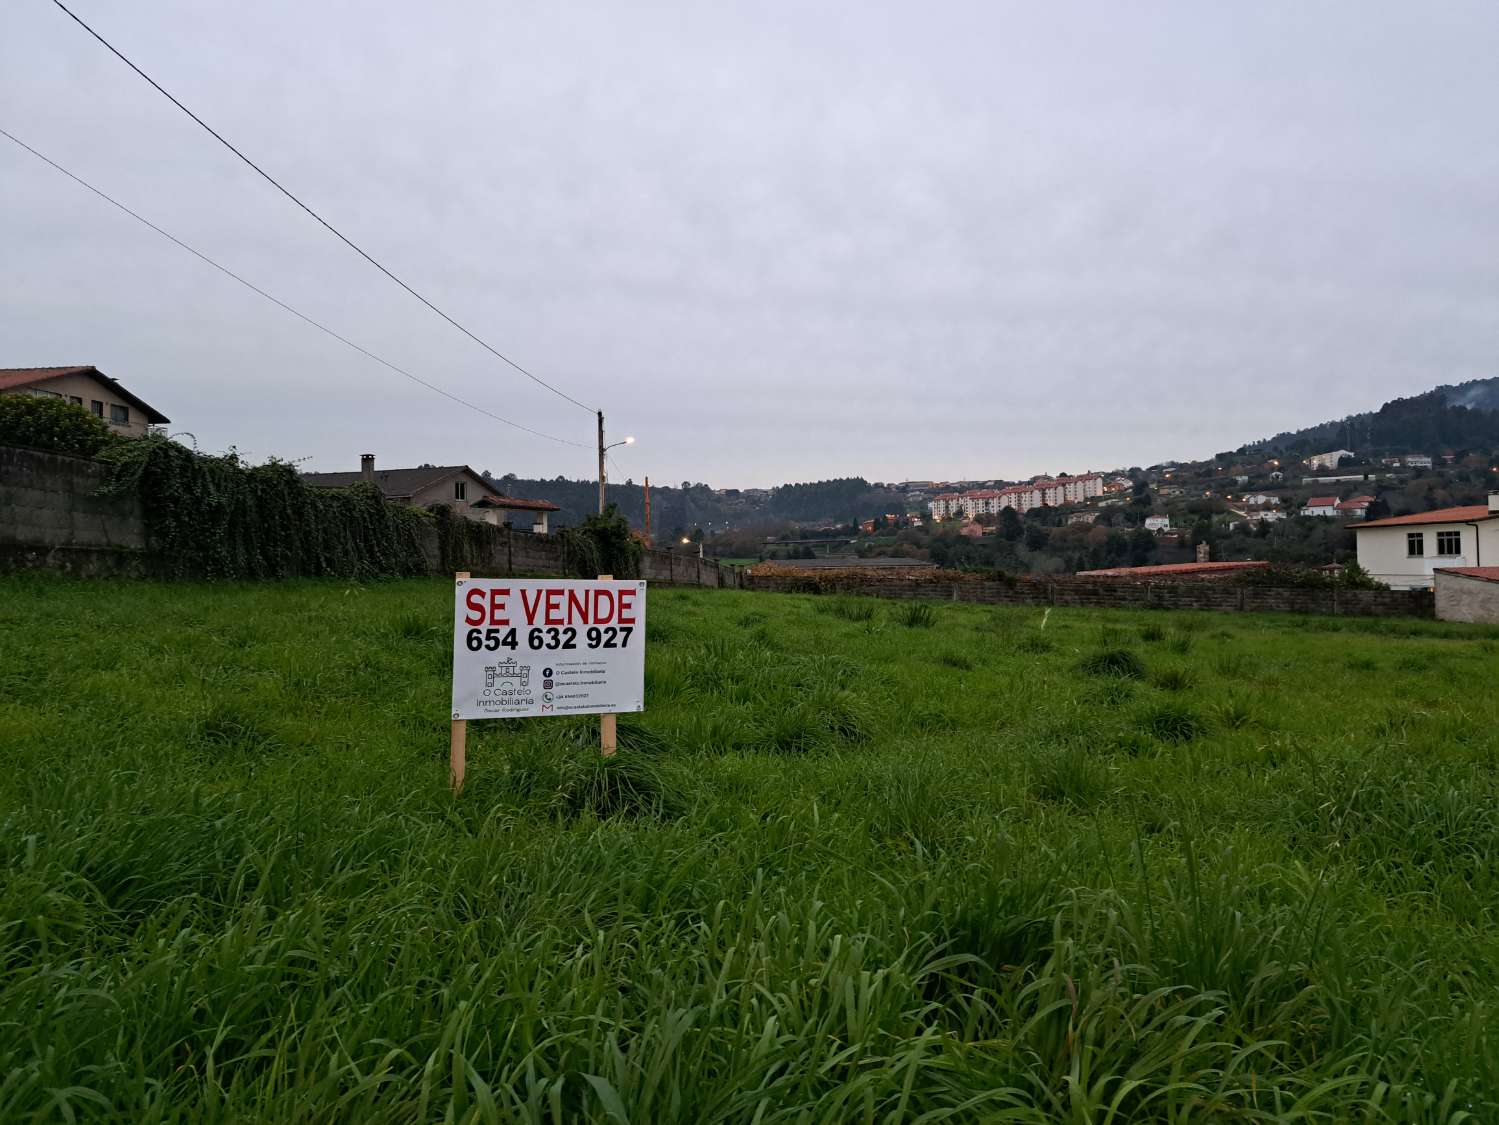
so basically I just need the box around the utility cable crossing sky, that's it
[48,0,599,419]
[0,126,590,449]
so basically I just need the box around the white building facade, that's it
[1352,499,1499,589]
[930,474,1104,520]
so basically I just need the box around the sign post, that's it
[450,574,646,792]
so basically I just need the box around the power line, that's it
[48,0,596,415]
[1,125,589,449]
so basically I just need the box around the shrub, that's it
[936,652,974,671]
[1079,648,1145,679]
[1139,624,1166,643]
[0,393,121,457]
[556,505,642,578]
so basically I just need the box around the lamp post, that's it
[596,410,634,514]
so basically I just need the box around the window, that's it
[109,404,129,424]
[31,388,64,399]
[1407,532,1424,557]
[90,400,104,416]
[1436,530,1462,556]
[69,395,83,405]
[454,481,466,501]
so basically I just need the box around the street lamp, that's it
[595,409,635,513]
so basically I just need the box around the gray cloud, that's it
[3,1,1496,487]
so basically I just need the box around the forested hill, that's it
[480,473,907,531]
[1239,376,1499,458]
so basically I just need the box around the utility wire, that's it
[1,126,588,449]
[49,0,596,415]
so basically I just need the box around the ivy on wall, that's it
[101,436,432,579]
[92,435,641,581]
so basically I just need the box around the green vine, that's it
[99,435,432,579]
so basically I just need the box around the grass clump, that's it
[1079,647,1145,679]
[1151,666,1196,692]
[935,651,974,671]
[898,601,938,628]
[1140,701,1207,743]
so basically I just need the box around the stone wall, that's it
[744,572,1434,619]
[0,444,742,587]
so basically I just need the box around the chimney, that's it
[1489,492,1499,515]
[1196,541,1211,563]
[361,453,375,482]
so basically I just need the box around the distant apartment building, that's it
[1404,454,1433,470]
[929,473,1104,520]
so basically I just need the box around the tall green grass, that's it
[0,575,1496,1120]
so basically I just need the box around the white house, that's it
[1351,497,1499,589]
[1241,492,1281,506]
[1305,449,1355,471]
[1302,495,1341,517]
[1144,515,1171,532]
[1404,454,1433,470]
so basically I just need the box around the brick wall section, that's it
[744,573,1434,619]
[0,444,745,587]
[0,445,146,575]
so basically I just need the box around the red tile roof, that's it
[1304,496,1339,507]
[1350,505,1497,529]
[1437,567,1499,583]
[0,366,96,390]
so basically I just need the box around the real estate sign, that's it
[451,578,646,720]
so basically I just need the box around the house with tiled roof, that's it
[1335,495,1375,518]
[1350,496,1499,589]
[1301,495,1341,517]
[0,366,169,437]
[301,455,560,533]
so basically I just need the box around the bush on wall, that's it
[557,505,643,578]
[0,394,121,457]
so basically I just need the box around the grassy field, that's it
[2,577,1498,1122]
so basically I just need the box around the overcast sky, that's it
[3,2,1496,488]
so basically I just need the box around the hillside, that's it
[1239,376,1499,458]
[484,472,907,532]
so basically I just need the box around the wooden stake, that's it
[598,573,617,757]
[451,571,470,793]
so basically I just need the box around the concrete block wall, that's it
[1434,571,1499,624]
[0,445,146,574]
[0,444,746,587]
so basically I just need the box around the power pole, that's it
[643,476,653,546]
[597,410,606,515]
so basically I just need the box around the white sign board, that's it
[451,578,646,720]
